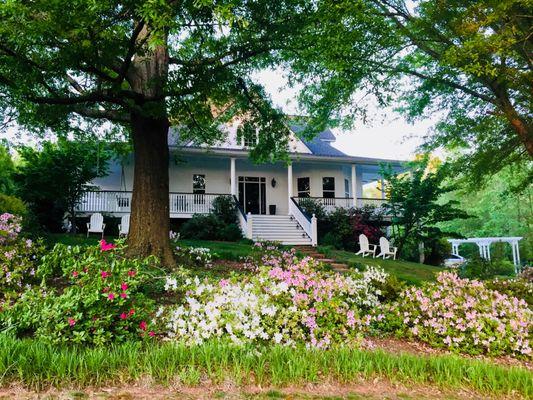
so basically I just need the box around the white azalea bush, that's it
[174,246,214,268]
[380,272,532,358]
[158,250,387,348]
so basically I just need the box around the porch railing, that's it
[76,190,230,215]
[292,196,387,213]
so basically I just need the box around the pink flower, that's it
[148,331,156,337]
[101,271,110,279]
[120,292,127,299]
[128,309,135,316]
[108,293,115,301]
[120,313,127,320]
[68,318,76,327]
[219,279,229,288]
[100,239,116,252]
[72,271,79,278]
[140,321,147,331]
[128,270,136,277]
[121,283,128,291]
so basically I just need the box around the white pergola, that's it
[448,237,523,271]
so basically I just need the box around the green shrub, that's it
[460,256,516,280]
[297,198,327,220]
[2,242,157,345]
[211,195,238,225]
[179,212,243,242]
[0,194,27,217]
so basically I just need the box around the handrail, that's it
[289,196,316,246]
[233,195,247,221]
[290,197,311,222]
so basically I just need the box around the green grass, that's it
[46,234,256,260]
[0,336,530,397]
[322,248,443,285]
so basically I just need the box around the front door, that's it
[238,176,266,214]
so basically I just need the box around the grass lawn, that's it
[0,335,530,398]
[46,234,442,284]
[320,247,443,285]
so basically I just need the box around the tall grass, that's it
[0,335,530,397]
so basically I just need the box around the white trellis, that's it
[448,237,523,272]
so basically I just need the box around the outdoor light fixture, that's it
[271,178,277,188]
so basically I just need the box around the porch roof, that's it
[172,146,405,168]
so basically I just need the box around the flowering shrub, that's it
[485,277,533,308]
[0,213,21,244]
[159,251,387,348]
[5,241,157,345]
[0,213,44,304]
[175,246,214,268]
[381,272,532,357]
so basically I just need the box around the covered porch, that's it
[76,153,392,218]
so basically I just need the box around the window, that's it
[322,177,335,198]
[193,174,206,194]
[297,177,310,197]
[344,178,350,198]
[242,130,257,147]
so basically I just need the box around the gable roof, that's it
[289,125,347,157]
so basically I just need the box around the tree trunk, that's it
[127,112,175,266]
[418,241,425,264]
[125,24,175,266]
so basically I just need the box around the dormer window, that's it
[242,130,257,148]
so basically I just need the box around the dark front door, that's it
[245,181,260,214]
[238,176,266,214]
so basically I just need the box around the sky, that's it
[255,69,435,162]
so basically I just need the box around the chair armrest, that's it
[102,223,106,230]
[369,244,377,250]
[86,223,90,229]
[118,224,122,231]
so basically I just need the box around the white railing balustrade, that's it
[76,191,230,215]
[292,196,387,213]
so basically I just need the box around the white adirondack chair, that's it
[376,237,398,260]
[355,234,377,258]
[86,213,105,238]
[118,214,130,237]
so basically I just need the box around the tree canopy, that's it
[287,0,532,187]
[0,0,326,263]
[15,140,110,232]
[382,156,469,261]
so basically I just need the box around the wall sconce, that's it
[271,178,277,188]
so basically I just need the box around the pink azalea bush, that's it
[381,272,532,358]
[2,241,156,345]
[160,249,387,348]
[0,213,44,305]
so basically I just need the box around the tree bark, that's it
[125,24,175,266]
[127,111,175,266]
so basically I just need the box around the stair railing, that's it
[233,195,253,239]
[289,197,317,246]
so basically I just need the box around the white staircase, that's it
[251,214,312,245]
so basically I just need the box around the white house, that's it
[76,123,404,246]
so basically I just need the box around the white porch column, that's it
[512,242,517,266]
[287,163,293,209]
[351,164,357,207]
[515,242,521,266]
[230,157,236,196]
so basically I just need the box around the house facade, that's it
[76,123,404,245]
